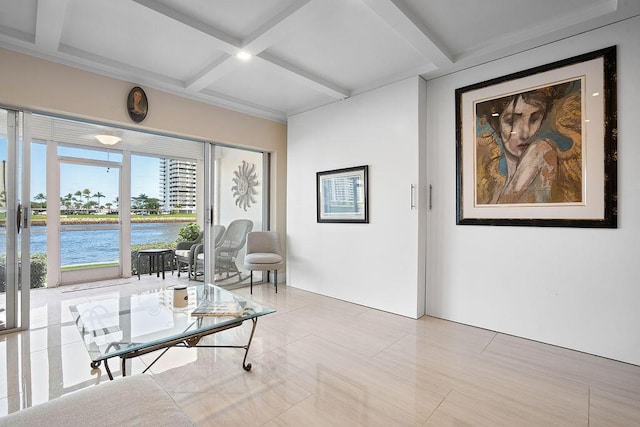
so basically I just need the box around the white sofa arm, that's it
[0,375,193,426]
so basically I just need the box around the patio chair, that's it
[194,219,253,282]
[175,231,203,279]
[190,224,228,280]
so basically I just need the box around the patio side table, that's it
[137,248,174,280]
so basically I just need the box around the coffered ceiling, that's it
[0,0,638,123]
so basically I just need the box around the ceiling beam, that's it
[242,0,313,54]
[361,0,453,68]
[160,0,348,99]
[244,0,350,99]
[56,43,182,87]
[131,0,242,52]
[185,54,235,92]
[54,44,286,122]
[185,0,315,92]
[257,52,349,99]
[35,0,69,52]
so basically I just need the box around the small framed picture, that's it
[317,165,368,223]
[127,86,148,123]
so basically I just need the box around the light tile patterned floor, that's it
[1,276,639,426]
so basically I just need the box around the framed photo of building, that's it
[455,46,617,228]
[317,165,368,223]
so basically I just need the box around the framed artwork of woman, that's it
[127,86,148,123]
[455,46,617,228]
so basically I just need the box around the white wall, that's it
[288,77,427,318]
[426,17,640,365]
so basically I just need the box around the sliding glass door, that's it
[201,145,268,289]
[0,110,271,297]
[0,109,30,332]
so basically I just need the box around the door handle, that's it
[410,185,416,209]
[16,203,22,234]
[23,206,29,229]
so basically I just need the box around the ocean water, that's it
[3,222,189,266]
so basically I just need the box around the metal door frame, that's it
[2,109,31,332]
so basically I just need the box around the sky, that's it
[3,139,162,206]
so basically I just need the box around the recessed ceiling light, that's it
[236,51,251,61]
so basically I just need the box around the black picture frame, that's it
[455,46,617,228]
[317,165,369,223]
[127,86,148,123]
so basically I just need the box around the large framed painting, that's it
[455,46,617,228]
[317,165,368,223]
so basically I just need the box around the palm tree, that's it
[33,192,46,209]
[60,196,70,213]
[82,188,91,213]
[63,193,73,213]
[74,191,82,214]
[93,191,105,210]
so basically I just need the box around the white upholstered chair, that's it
[243,231,284,294]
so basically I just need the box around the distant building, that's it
[159,159,197,213]
[325,177,357,204]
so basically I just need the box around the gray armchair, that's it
[244,231,284,294]
[175,231,203,279]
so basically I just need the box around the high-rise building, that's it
[159,159,197,213]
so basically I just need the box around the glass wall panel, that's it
[59,162,120,269]
[131,153,201,278]
[213,146,265,288]
[30,142,47,287]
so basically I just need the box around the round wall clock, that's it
[127,86,148,123]
[232,161,259,211]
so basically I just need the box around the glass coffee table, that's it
[69,284,275,380]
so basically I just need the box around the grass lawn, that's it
[61,262,119,271]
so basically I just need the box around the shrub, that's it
[29,253,47,288]
[177,223,201,242]
[0,253,47,291]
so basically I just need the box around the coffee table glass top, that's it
[69,284,275,362]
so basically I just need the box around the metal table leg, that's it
[94,317,260,379]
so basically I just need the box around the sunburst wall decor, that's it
[232,161,259,211]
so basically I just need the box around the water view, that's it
[3,222,189,266]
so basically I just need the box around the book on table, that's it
[190,300,248,317]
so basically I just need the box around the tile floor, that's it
[1,276,640,426]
